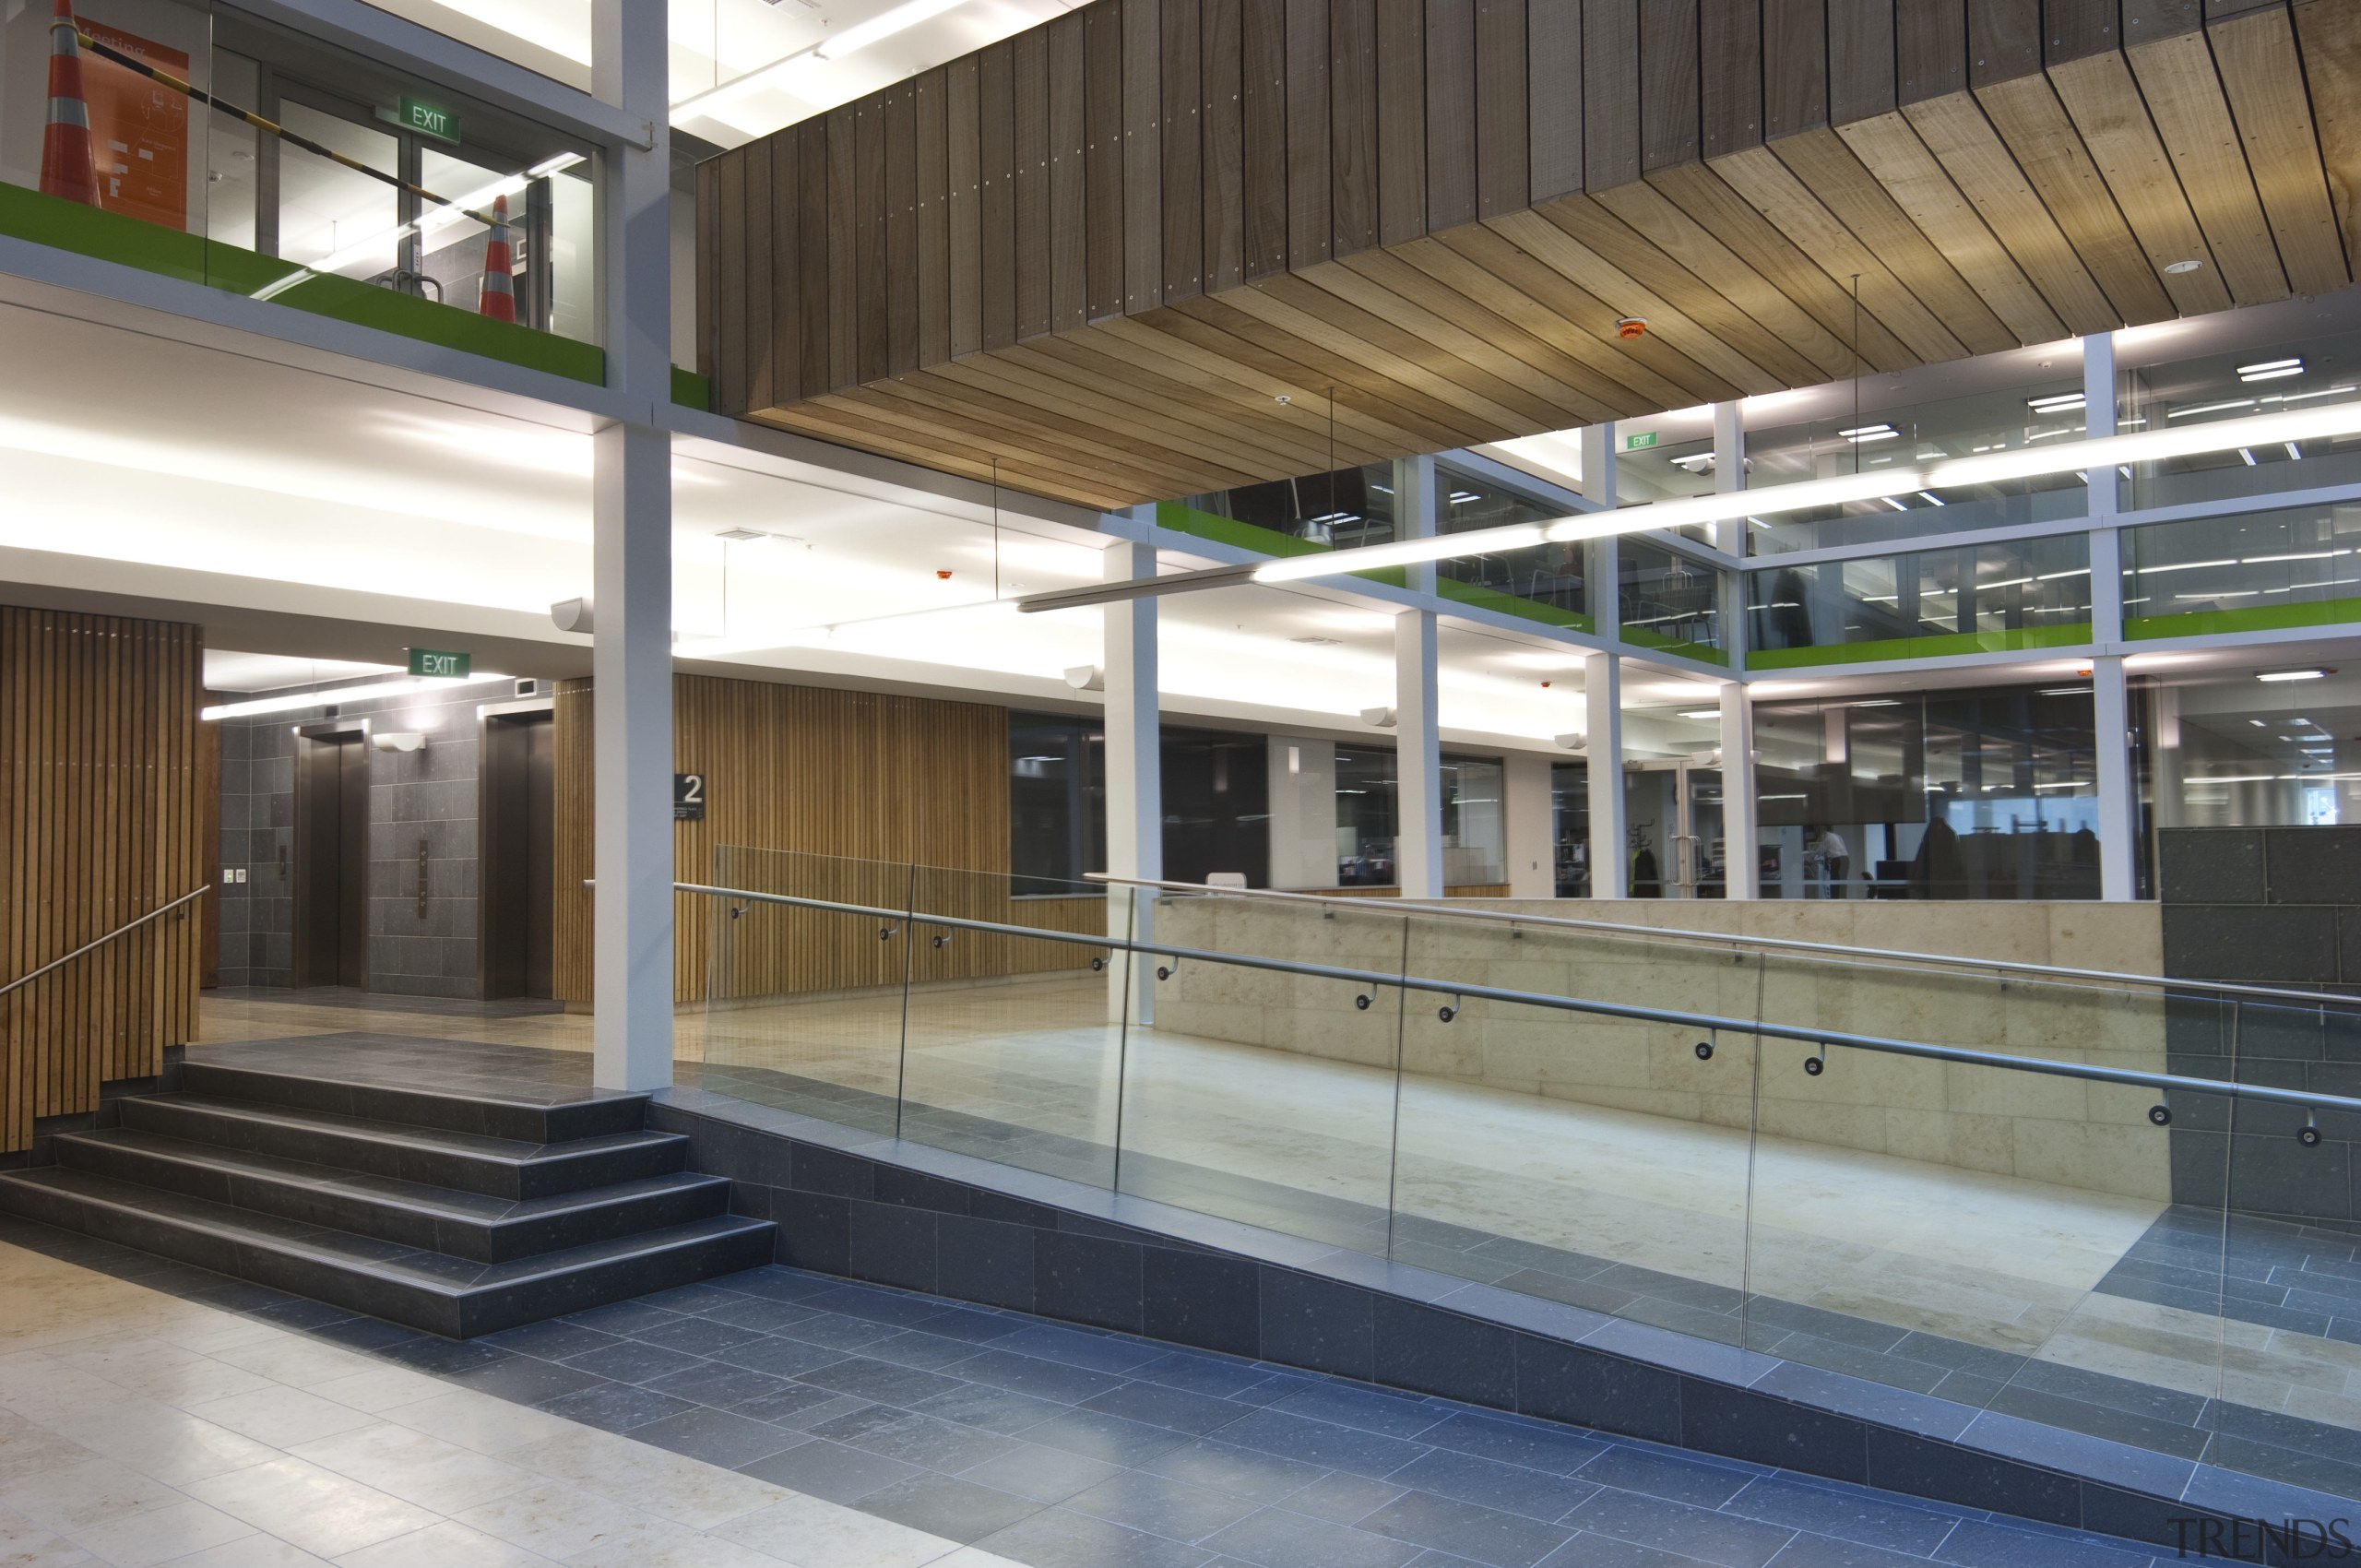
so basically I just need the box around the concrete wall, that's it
[1148,897,2172,1201]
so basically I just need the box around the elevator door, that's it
[482,713,555,999]
[294,732,369,988]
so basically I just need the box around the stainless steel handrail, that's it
[1087,873,2361,1010]
[680,880,2361,1117]
[0,886,210,1001]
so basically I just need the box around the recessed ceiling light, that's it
[2165,258,2205,275]
[2256,668,2330,683]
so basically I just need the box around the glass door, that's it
[1623,761,1726,898]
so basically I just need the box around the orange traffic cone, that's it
[478,194,516,322]
[40,0,100,208]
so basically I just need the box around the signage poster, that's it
[82,22,189,232]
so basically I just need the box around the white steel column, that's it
[1712,400,1744,553]
[1585,651,1627,897]
[2084,330,2136,900]
[2094,655,2136,901]
[590,0,672,1092]
[1719,683,1759,898]
[1580,424,1619,643]
[1103,536,1161,1022]
[1394,456,1444,900]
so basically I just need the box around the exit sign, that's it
[399,97,461,143]
[1623,430,1659,450]
[409,647,471,679]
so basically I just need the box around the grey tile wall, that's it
[214,683,544,999]
[2159,827,2361,1223]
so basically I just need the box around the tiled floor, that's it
[0,1212,2185,1568]
[0,1228,1026,1568]
[179,994,2361,1505]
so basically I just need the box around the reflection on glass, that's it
[1174,464,1397,549]
[2123,325,2361,508]
[1749,534,2092,659]
[1620,538,1724,659]
[1435,462,1588,624]
[1550,760,1590,896]
[1744,379,2089,553]
[2121,503,2361,632]
[1753,683,2103,900]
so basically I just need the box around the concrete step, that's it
[177,1058,648,1144]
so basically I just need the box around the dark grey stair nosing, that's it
[178,1059,647,1143]
[0,1166,774,1338]
[117,1095,687,1201]
[52,1128,732,1264]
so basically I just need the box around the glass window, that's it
[1550,761,1590,896]
[2121,324,2361,509]
[1334,746,1398,885]
[1753,683,2103,900]
[1434,463,1588,625]
[2121,501,2361,635]
[1747,534,2092,666]
[1743,379,2090,554]
[1620,539,1725,660]
[1441,757,1505,886]
[2132,666,2361,894]
[1162,731,1269,886]
[1173,465,1397,549]
[1010,714,1104,894]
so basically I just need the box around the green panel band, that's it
[1746,622,2093,669]
[2126,596,2361,640]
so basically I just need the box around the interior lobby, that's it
[6,1,2361,1565]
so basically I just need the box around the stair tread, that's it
[186,1052,642,1115]
[136,1094,683,1163]
[55,1127,727,1224]
[0,1166,769,1295]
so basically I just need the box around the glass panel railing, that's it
[1748,533,2093,668]
[2123,324,2361,511]
[1619,537,1726,662]
[1,0,599,376]
[693,847,918,1134]
[898,863,1123,1186]
[1392,912,1762,1347]
[1122,896,1408,1253]
[2122,501,2361,638]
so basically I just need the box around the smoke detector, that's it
[1617,317,1648,339]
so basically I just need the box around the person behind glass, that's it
[1806,825,1851,899]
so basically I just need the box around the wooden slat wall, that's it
[552,675,1105,1007]
[697,0,2361,509]
[0,607,204,1154]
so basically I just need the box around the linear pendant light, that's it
[1251,398,2361,586]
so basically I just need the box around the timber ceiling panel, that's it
[697,0,2361,511]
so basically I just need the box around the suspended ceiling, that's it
[696,0,2361,509]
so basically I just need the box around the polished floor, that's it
[187,988,2361,1502]
[0,1214,2188,1568]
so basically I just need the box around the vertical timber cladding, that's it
[0,607,205,1154]
[698,0,2361,509]
[550,674,1107,1008]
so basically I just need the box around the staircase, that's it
[0,1056,775,1338]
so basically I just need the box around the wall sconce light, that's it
[1361,707,1397,728]
[1064,665,1105,692]
[371,731,426,754]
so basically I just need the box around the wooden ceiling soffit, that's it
[705,0,2361,511]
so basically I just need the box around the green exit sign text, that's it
[400,97,461,143]
[1623,430,1659,450]
[409,647,470,679]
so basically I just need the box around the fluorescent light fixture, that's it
[1251,526,1545,583]
[202,673,506,721]
[1679,709,1721,719]
[2197,774,2276,783]
[817,0,970,59]
[2239,359,2304,382]
[527,152,586,179]
[2026,393,2086,413]
[2037,686,2093,696]
[2256,668,2329,683]
[1917,492,1946,505]
[1840,423,1899,443]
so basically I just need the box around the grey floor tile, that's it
[630,1313,770,1357]
[1084,1379,1263,1436]
[558,1338,709,1385]
[1020,1407,1202,1467]
[812,1407,1022,1473]
[448,1355,608,1405]
[1064,1470,1264,1543]
[1207,1406,1432,1479]
[1130,1351,1286,1400]
[1537,1536,1714,1568]
[1281,1470,1407,1526]
[781,1310,908,1351]
[701,1296,824,1335]
[635,1358,799,1411]
[976,1505,1216,1568]
[1575,1445,1756,1508]
[534,1380,698,1433]
[1202,1505,1426,1568]
[1566,1488,1797,1568]
[736,1384,872,1430]
[627,1405,806,1467]
[797,1352,970,1408]
[1932,1519,2159,1568]
[1142,1437,1334,1504]
[1415,1412,1610,1477]
[481,1319,623,1360]
[1267,1382,1452,1441]
[712,1334,854,1379]
[739,1435,922,1503]
[1358,1489,1579,1568]
[909,1380,1072,1435]
[855,1473,1046,1542]
[986,1323,1169,1375]
[1383,1448,1599,1525]
[865,1328,1004,1371]
[1717,1477,1962,1556]
[962,1442,1130,1503]
[950,1347,1132,1405]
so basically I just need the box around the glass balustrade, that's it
[686,853,2361,1502]
[2122,501,2361,637]
[1747,534,2094,668]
